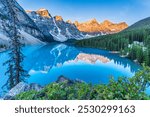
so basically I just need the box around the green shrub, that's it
[15,90,37,100]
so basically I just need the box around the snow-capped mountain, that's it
[27,8,128,42]
[0,0,53,47]
[27,9,84,42]
[0,0,128,45]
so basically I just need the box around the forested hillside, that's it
[125,17,150,31]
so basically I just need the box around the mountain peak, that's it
[102,20,113,25]
[37,8,48,11]
[119,22,128,26]
[66,20,72,24]
[54,16,63,21]
[74,21,80,26]
[26,10,32,13]
[116,22,128,30]
[36,8,52,18]
[87,18,99,24]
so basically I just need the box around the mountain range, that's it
[26,8,128,41]
[26,9,84,42]
[74,19,128,35]
[0,0,138,47]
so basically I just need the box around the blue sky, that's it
[18,0,150,25]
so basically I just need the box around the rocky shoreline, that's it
[2,76,84,100]
[2,82,43,100]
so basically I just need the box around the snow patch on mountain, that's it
[20,30,45,45]
[0,32,9,45]
[0,30,44,46]
[50,17,68,42]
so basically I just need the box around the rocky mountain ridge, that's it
[27,8,128,40]
[0,0,128,45]
[74,19,128,35]
[27,9,84,42]
[26,8,52,18]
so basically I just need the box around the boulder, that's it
[56,75,74,85]
[56,75,84,85]
[3,82,43,100]
[3,76,84,100]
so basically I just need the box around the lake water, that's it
[1,42,149,95]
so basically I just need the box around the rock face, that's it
[27,8,52,19]
[0,0,54,46]
[26,8,128,42]
[27,10,84,42]
[3,82,43,100]
[56,75,74,85]
[36,8,52,18]
[3,76,84,100]
[56,76,84,85]
[74,19,128,35]
[54,16,63,21]
[74,19,101,34]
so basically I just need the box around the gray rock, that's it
[3,76,85,100]
[56,75,74,84]
[3,82,43,100]
[56,75,85,85]
[0,0,54,46]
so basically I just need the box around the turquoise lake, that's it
[0,42,149,95]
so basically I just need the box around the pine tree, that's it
[2,0,29,89]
